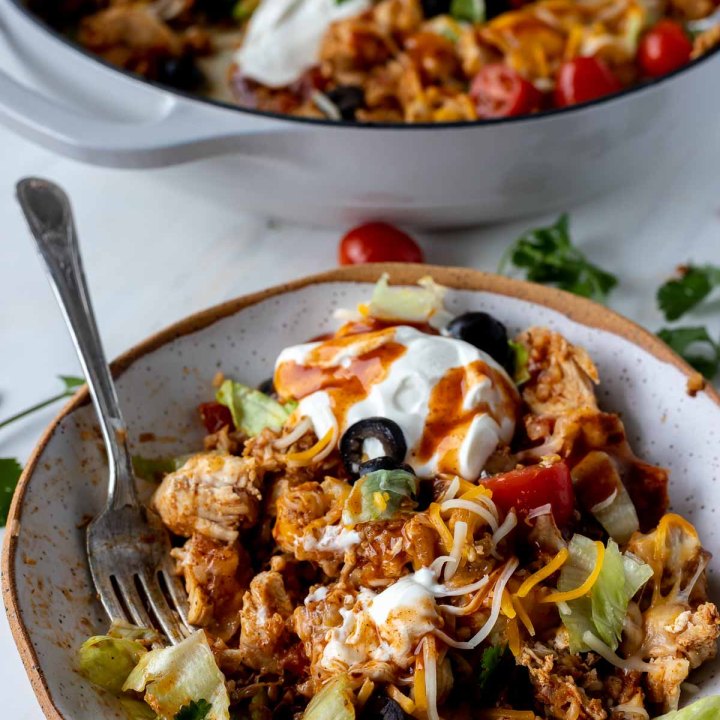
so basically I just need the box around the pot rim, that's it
[3,263,719,720]
[10,0,720,131]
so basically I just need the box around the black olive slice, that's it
[446,311,513,374]
[256,377,276,396]
[340,418,407,479]
[359,696,411,720]
[358,456,415,477]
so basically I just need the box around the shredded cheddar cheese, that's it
[542,541,605,604]
[285,428,334,465]
[460,484,493,500]
[429,502,455,553]
[480,710,536,719]
[511,595,536,636]
[655,513,698,562]
[507,617,521,657]
[515,548,569,598]
[387,685,416,715]
[357,679,375,708]
[413,658,427,711]
[501,589,517,619]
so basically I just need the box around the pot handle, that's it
[0,67,293,168]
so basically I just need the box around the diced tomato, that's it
[554,57,622,108]
[470,64,543,118]
[199,401,233,433]
[339,222,424,265]
[482,462,575,527]
[638,20,693,78]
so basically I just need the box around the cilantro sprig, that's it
[657,326,720,379]
[658,264,720,321]
[0,375,84,430]
[0,458,23,527]
[500,214,618,303]
[174,699,212,720]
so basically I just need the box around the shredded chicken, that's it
[236,571,296,674]
[517,327,600,417]
[152,452,264,542]
[171,533,250,640]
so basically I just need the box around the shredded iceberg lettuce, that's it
[342,468,417,526]
[302,674,355,720]
[77,635,148,693]
[367,274,451,328]
[123,631,230,720]
[216,379,291,436]
[657,696,720,720]
[557,534,652,652]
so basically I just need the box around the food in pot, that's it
[77,275,720,719]
[28,0,720,122]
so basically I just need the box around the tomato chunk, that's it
[638,20,693,78]
[482,462,575,527]
[199,401,233,433]
[339,222,424,265]
[471,64,543,118]
[554,57,622,108]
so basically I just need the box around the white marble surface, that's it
[1,49,720,720]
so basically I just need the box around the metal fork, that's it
[16,178,190,645]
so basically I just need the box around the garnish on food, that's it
[657,264,720,321]
[499,213,618,302]
[75,276,720,720]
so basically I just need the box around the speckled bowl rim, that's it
[3,263,719,720]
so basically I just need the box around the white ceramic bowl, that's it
[3,265,720,719]
[1,0,720,226]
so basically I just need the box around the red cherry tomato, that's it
[482,462,575,527]
[339,222,424,265]
[554,57,622,108]
[199,402,234,433]
[470,64,543,118]
[638,20,693,78]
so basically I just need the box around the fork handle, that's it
[16,178,138,509]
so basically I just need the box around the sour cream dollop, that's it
[274,325,519,480]
[235,0,370,88]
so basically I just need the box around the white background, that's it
[1,47,720,720]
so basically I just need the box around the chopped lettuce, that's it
[216,379,290,436]
[133,455,191,483]
[302,674,355,720]
[108,620,162,646]
[77,635,148,694]
[557,535,652,653]
[119,697,158,720]
[367,274,451,328]
[450,0,485,22]
[508,340,530,385]
[342,469,417,526]
[123,631,230,720]
[657,696,720,720]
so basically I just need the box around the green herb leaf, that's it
[476,644,508,696]
[450,0,485,22]
[342,468,417,526]
[0,457,22,527]
[175,700,212,720]
[657,264,720,321]
[0,375,85,430]
[499,214,618,303]
[60,375,85,391]
[657,326,720,379]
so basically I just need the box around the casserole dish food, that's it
[20,0,720,122]
[3,265,720,720]
[0,0,720,225]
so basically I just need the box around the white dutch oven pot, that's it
[1,0,719,227]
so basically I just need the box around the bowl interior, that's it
[5,273,720,719]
